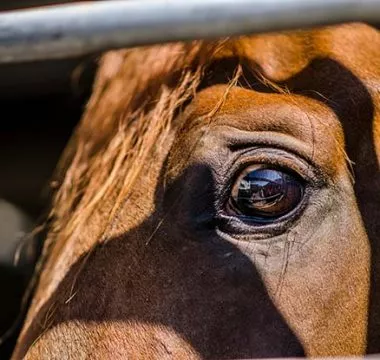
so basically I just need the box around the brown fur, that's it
[11,23,380,359]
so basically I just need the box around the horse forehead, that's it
[216,23,380,162]
[232,23,380,82]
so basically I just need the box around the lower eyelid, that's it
[216,182,314,236]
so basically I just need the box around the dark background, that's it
[0,1,98,358]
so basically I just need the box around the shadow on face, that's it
[17,163,304,359]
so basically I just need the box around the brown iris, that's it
[230,165,304,221]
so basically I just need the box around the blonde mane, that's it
[42,40,236,262]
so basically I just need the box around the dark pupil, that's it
[232,167,304,220]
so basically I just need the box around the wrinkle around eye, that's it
[198,125,338,183]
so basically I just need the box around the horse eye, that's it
[229,165,304,222]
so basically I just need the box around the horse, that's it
[10,21,380,359]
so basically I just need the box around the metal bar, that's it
[0,0,379,63]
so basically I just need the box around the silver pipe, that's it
[0,0,379,63]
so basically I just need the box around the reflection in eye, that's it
[230,165,304,221]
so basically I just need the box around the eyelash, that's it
[214,147,323,236]
[223,146,323,191]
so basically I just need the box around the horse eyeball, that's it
[229,165,304,222]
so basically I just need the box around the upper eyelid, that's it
[221,147,327,190]
[200,125,331,184]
